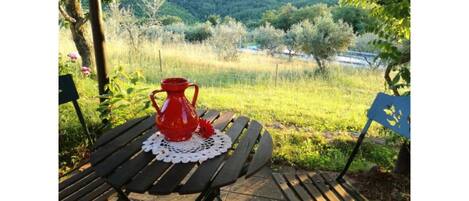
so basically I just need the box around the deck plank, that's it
[272,173,300,201]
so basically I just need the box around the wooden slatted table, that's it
[90,109,273,201]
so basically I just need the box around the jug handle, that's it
[188,83,199,107]
[149,89,165,115]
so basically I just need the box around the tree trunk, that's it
[313,56,325,72]
[394,141,410,175]
[64,0,95,68]
[384,63,400,96]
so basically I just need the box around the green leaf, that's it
[127,87,135,94]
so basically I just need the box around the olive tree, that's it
[210,21,247,61]
[252,23,285,56]
[59,0,95,68]
[283,25,303,61]
[353,33,384,70]
[296,17,355,73]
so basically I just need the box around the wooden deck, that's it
[102,166,366,201]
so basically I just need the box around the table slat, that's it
[149,163,196,195]
[59,172,99,199]
[92,188,116,201]
[144,110,221,194]
[125,161,172,193]
[210,120,262,188]
[77,182,112,201]
[59,167,94,191]
[197,109,207,117]
[178,115,248,194]
[62,177,105,201]
[93,116,147,149]
[107,151,155,187]
[94,128,156,177]
[245,130,273,178]
[90,116,155,165]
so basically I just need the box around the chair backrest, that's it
[367,92,410,139]
[59,74,93,143]
[59,74,79,105]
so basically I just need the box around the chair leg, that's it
[337,131,367,181]
[72,100,94,145]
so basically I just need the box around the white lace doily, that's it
[141,129,232,163]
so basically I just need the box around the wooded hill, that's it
[119,0,338,25]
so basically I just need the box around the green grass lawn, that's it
[59,30,402,174]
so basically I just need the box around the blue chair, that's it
[337,92,410,180]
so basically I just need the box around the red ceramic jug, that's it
[149,78,199,141]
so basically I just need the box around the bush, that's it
[97,67,152,126]
[160,15,182,25]
[210,20,247,61]
[184,22,213,43]
[353,33,384,69]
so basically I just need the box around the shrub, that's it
[97,67,151,126]
[160,15,182,25]
[210,20,247,61]
[353,33,384,69]
[184,22,213,43]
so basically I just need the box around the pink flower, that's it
[67,52,80,60]
[81,66,91,76]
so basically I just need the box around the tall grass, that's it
[59,29,400,173]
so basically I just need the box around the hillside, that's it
[120,0,338,25]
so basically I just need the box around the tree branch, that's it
[77,17,89,27]
[59,4,77,23]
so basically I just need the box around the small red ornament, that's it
[198,119,215,138]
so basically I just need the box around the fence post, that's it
[159,49,163,73]
[275,64,279,87]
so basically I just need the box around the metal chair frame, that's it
[337,92,410,181]
[59,74,95,145]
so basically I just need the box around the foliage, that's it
[353,33,384,69]
[184,22,213,42]
[167,0,338,25]
[134,0,165,21]
[207,14,221,26]
[332,5,375,34]
[210,20,247,61]
[284,26,303,60]
[262,3,332,31]
[97,67,151,126]
[261,3,298,31]
[342,0,410,95]
[160,15,182,25]
[295,17,355,72]
[157,2,198,24]
[251,23,285,56]
[59,53,78,76]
